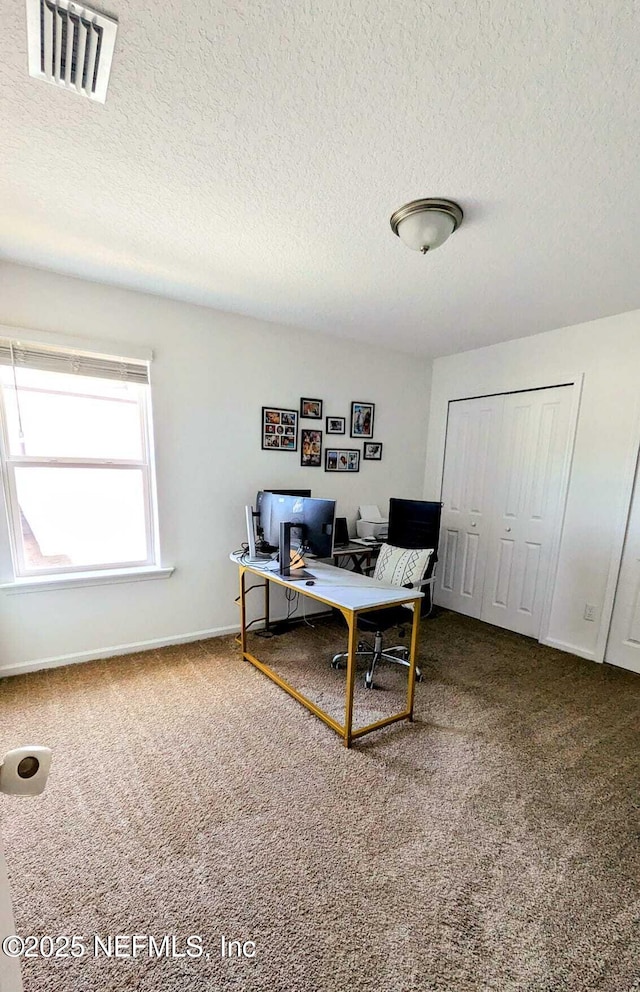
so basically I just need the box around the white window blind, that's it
[0,339,149,384]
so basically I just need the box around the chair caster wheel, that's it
[365,674,374,690]
[415,670,423,683]
[358,642,366,651]
[331,660,342,670]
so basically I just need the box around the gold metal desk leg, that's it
[406,603,421,720]
[239,567,247,655]
[344,610,358,748]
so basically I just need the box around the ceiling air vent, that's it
[26,0,118,104]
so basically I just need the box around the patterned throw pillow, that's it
[373,544,433,589]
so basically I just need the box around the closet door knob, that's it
[505,527,512,532]
[470,521,477,527]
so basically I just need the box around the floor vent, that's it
[26,0,118,104]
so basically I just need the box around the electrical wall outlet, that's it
[584,603,597,622]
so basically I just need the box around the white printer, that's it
[355,504,389,540]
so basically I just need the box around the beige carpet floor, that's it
[0,610,639,992]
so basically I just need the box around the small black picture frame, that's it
[326,416,345,435]
[350,401,375,439]
[300,429,323,467]
[262,406,298,451]
[300,397,323,419]
[363,442,383,461]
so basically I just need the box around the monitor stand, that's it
[277,521,312,580]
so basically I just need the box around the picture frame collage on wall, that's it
[262,398,382,470]
[261,407,299,450]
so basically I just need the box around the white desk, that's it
[231,555,423,747]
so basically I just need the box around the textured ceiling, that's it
[1,0,640,357]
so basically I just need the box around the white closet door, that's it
[605,459,640,673]
[481,386,573,637]
[436,395,504,618]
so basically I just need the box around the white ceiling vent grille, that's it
[26,0,118,104]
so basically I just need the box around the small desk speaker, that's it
[334,517,349,547]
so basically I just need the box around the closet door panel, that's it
[436,395,503,617]
[481,386,572,637]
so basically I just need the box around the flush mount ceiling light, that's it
[390,198,463,254]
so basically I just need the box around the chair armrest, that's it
[403,576,435,591]
[403,557,438,590]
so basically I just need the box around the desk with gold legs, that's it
[232,556,423,747]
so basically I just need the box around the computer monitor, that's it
[256,488,311,512]
[259,492,304,551]
[388,498,442,550]
[256,489,311,549]
[259,493,336,577]
[300,498,336,559]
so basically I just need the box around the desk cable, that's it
[234,549,319,633]
[233,544,278,571]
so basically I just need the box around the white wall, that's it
[0,262,431,676]
[423,311,640,663]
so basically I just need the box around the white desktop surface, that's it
[230,554,423,612]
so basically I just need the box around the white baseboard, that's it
[0,606,331,679]
[2,625,605,679]
[540,636,601,663]
[0,624,241,679]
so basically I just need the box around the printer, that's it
[355,504,389,540]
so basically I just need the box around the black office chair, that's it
[331,543,434,689]
[387,498,442,618]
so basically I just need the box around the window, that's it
[0,338,158,578]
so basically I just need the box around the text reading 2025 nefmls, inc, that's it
[1,934,257,960]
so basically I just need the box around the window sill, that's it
[0,565,175,594]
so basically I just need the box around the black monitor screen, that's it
[388,498,442,550]
[260,493,335,557]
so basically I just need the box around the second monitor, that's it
[255,489,311,551]
[260,492,336,578]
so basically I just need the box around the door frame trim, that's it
[602,398,640,669]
